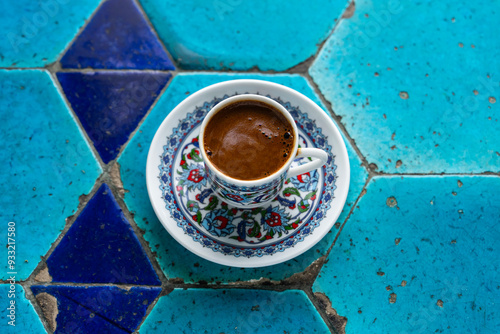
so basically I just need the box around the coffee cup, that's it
[199,94,328,208]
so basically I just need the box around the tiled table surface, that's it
[1,0,498,333]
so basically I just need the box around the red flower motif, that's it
[292,223,299,229]
[192,137,199,143]
[187,169,203,183]
[265,212,282,227]
[284,193,291,197]
[192,215,198,221]
[180,159,186,166]
[289,204,296,209]
[265,235,273,240]
[231,208,238,215]
[256,232,262,238]
[176,185,183,191]
[311,194,317,200]
[297,172,311,183]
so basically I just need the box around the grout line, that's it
[105,169,170,284]
[47,68,107,171]
[23,283,54,334]
[304,287,338,334]
[112,72,176,162]
[305,71,372,173]
[53,0,107,65]
[132,0,180,70]
[26,178,106,283]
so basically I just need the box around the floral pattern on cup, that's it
[158,95,338,257]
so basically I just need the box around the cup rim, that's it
[199,94,299,187]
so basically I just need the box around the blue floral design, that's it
[177,163,207,190]
[261,206,291,235]
[201,209,235,237]
[290,169,319,192]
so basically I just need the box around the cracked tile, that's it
[31,285,160,333]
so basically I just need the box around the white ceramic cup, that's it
[199,94,328,208]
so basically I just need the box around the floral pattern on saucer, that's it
[158,95,337,257]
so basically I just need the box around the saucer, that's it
[146,80,350,267]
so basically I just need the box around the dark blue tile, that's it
[57,71,171,163]
[60,0,175,70]
[46,184,161,285]
[31,285,161,333]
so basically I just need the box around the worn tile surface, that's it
[45,184,160,285]
[313,176,500,333]
[141,289,330,333]
[139,0,349,70]
[310,0,500,173]
[31,285,160,333]
[118,73,361,282]
[57,71,171,163]
[0,0,101,67]
[60,0,174,70]
[0,285,45,333]
[0,70,101,280]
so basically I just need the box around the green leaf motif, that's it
[283,187,300,197]
[186,200,199,212]
[203,196,219,211]
[248,222,261,237]
[196,211,202,224]
[298,200,310,213]
[304,190,317,201]
[190,148,203,162]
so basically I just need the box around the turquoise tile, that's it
[119,73,358,282]
[0,70,101,280]
[0,284,46,333]
[310,0,500,173]
[139,0,350,71]
[140,289,329,333]
[313,176,500,333]
[0,0,101,67]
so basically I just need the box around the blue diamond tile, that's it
[141,289,329,333]
[60,0,175,70]
[310,0,500,173]
[46,183,160,285]
[57,71,171,163]
[0,70,101,280]
[0,0,100,67]
[0,285,45,333]
[118,73,360,282]
[31,285,160,333]
[313,176,500,333]
[139,0,350,71]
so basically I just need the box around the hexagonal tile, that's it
[139,0,350,70]
[60,0,175,70]
[310,0,500,173]
[0,0,101,67]
[118,73,364,282]
[0,70,101,280]
[313,176,500,333]
[140,289,329,333]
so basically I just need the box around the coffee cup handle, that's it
[287,148,329,178]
